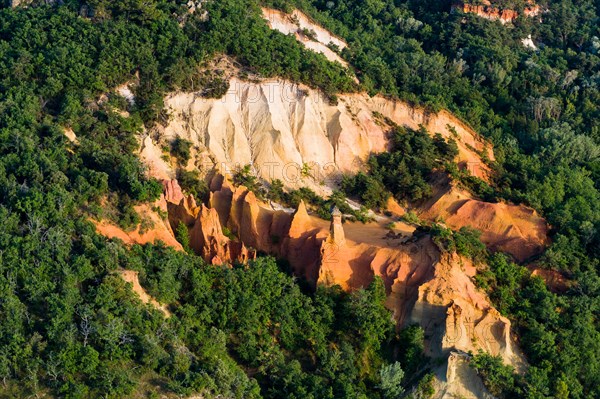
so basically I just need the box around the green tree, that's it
[379,362,405,399]
[175,221,191,253]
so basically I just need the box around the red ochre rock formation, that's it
[197,178,526,372]
[164,179,255,265]
[93,176,549,375]
[163,178,185,205]
[315,218,525,371]
[409,252,525,370]
[94,175,542,394]
[452,0,540,24]
[418,177,549,262]
[96,175,549,272]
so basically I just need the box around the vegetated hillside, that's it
[0,0,599,399]
[0,1,433,398]
[263,0,600,397]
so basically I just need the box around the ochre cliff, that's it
[95,176,534,398]
[193,178,524,367]
[435,351,496,399]
[452,0,540,24]
[158,76,493,190]
[163,179,255,265]
[203,177,526,397]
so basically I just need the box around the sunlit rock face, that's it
[161,76,494,193]
[452,0,540,24]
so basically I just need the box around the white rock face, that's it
[522,34,538,50]
[116,83,136,106]
[433,352,496,399]
[408,253,526,373]
[261,7,348,67]
[161,78,492,189]
[63,127,78,144]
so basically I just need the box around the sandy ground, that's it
[307,214,415,247]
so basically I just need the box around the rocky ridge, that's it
[261,7,350,67]
[151,177,525,398]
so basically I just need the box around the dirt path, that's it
[118,270,171,317]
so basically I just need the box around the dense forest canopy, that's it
[0,0,599,397]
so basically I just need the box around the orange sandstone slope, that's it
[91,196,181,315]
[93,198,183,251]
[200,178,527,375]
[418,177,549,262]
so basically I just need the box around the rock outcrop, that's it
[62,127,78,144]
[452,0,540,24]
[409,252,524,370]
[197,181,525,368]
[161,77,493,192]
[434,351,495,399]
[529,267,571,293]
[312,211,525,372]
[418,176,549,262]
[329,206,346,245]
[261,7,350,67]
[163,179,254,265]
[140,135,173,181]
[9,0,33,8]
